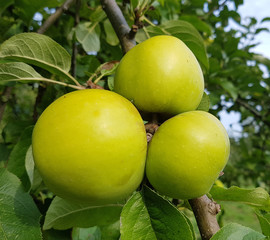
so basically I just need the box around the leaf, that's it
[196,92,210,111]
[120,186,195,240]
[1,119,33,144]
[72,227,101,240]
[0,168,42,240]
[25,145,35,187]
[0,33,75,83]
[104,19,119,46]
[255,210,270,237]
[220,80,238,100]
[0,0,14,16]
[7,126,34,190]
[76,22,101,53]
[210,223,266,240]
[42,229,71,240]
[255,28,269,34]
[14,0,62,25]
[0,62,42,84]
[210,185,270,211]
[262,17,270,23]
[179,15,212,36]
[43,197,123,230]
[100,221,120,240]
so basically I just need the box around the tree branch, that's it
[100,0,136,53]
[71,0,81,77]
[189,195,221,240]
[37,0,76,34]
[236,97,270,128]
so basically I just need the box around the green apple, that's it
[32,89,147,204]
[146,111,230,200]
[114,35,204,115]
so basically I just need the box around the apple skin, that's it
[146,111,230,200]
[32,89,147,204]
[114,35,204,115]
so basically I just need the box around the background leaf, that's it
[120,186,195,240]
[0,168,42,240]
[196,92,210,111]
[6,126,34,190]
[210,223,266,240]
[76,22,101,53]
[255,210,270,237]
[44,197,123,230]
[104,19,119,46]
[210,186,270,211]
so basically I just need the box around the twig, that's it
[189,195,221,240]
[33,85,46,122]
[0,86,12,124]
[71,0,81,77]
[100,0,136,53]
[236,97,270,127]
[37,0,76,34]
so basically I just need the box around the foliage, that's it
[0,0,270,239]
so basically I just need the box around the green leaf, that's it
[210,223,266,240]
[179,15,212,36]
[210,185,270,211]
[2,119,33,144]
[0,0,14,16]
[0,33,76,84]
[104,19,119,46]
[0,143,11,167]
[42,229,71,240]
[255,210,270,237]
[7,126,34,190]
[0,168,42,240]
[72,227,101,240]
[14,0,63,25]
[76,22,100,53]
[120,186,195,240]
[100,221,120,240]
[220,80,238,100]
[0,62,81,89]
[25,145,35,187]
[108,76,114,91]
[0,62,42,84]
[196,92,210,111]
[44,197,123,230]
[261,17,270,23]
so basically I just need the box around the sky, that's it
[218,0,270,137]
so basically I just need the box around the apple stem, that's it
[145,113,159,142]
[189,195,221,240]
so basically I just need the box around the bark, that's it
[37,0,76,34]
[100,0,136,53]
[189,195,221,240]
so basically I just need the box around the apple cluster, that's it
[32,35,230,204]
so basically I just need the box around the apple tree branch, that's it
[100,0,136,53]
